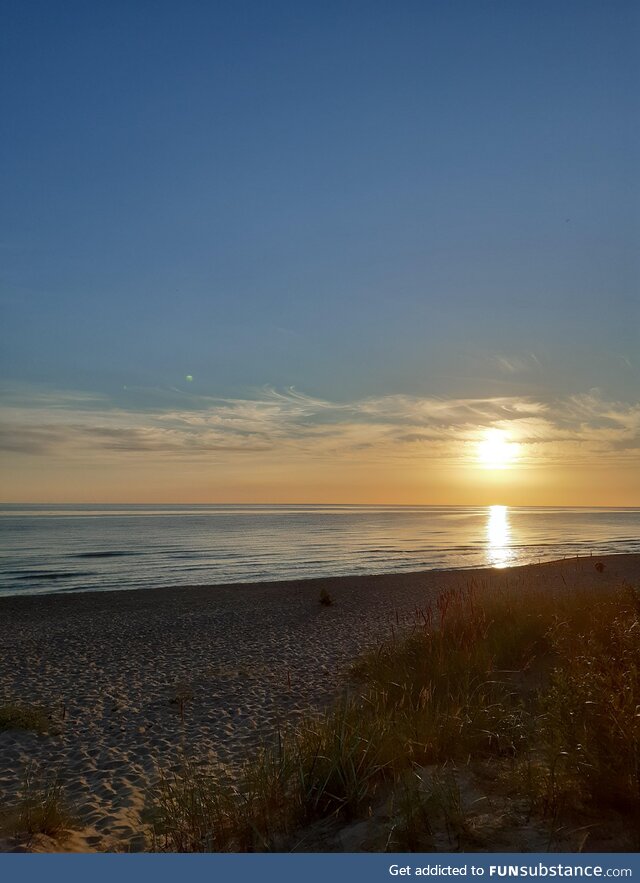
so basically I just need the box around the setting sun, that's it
[477,428,519,470]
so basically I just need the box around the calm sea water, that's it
[0,505,638,597]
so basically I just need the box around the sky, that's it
[1,1,638,505]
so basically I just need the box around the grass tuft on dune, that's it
[0,764,73,846]
[0,704,51,735]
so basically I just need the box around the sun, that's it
[477,428,519,470]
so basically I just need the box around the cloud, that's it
[493,353,542,375]
[0,383,638,469]
[0,425,68,454]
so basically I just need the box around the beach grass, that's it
[0,764,73,846]
[0,704,51,735]
[149,573,640,851]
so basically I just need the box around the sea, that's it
[0,504,638,598]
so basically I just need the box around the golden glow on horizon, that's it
[487,504,514,568]
[477,428,519,470]
[3,384,640,506]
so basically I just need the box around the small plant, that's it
[594,561,605,573]
[169,682,194,722]
[0,764,73,845]
[319,588,334,607]
[0,703,51,735]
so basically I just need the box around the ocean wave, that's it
[73,551,140,559]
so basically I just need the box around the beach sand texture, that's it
[1,553,639,852]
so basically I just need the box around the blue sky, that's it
[1,2,638,502]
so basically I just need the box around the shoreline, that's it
[2,549,639,608]
[1,552,639,852]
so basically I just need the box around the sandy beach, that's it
[1,553,639,852]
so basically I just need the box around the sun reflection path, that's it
[487,505,514,568]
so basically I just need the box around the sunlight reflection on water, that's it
[1,504,639,596]
[487,505,515,568]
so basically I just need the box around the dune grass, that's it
[0,764,73,846]
[0,703,51,735]
[149,575,640,851]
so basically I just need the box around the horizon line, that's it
[1,502,639,510]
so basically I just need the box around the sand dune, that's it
[1,553,639,852]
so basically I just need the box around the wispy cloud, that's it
[1,383,638,469]
[492,353,543,375]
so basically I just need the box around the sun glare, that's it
[477,428,519,470]
[487,504,513,568]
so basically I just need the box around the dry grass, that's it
[149,576,640,851]
[0,764,73,846]
[536,586,640,816]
